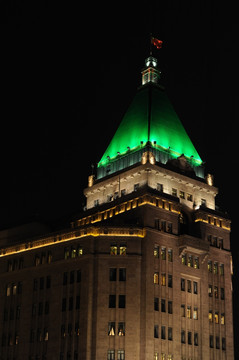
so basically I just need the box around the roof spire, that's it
[142,36,163,86]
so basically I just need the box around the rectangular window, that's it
[179,191,185,199]
[154,245,159,258]
[154,297,159,311]
[161,247,166,260]
[194,257,199,269]
[187,193,192,201]
[188,255,193,267]
[181,330,185,343]
[168,301,173,314]
[193,307,198,320]
[77,270,81,282]
[214,262,218,274]
[69,297,73,311]
[216,336,220,349]
[118,295,125,308]
[193,281,198,294]
[168,327,173,341]
[109,295,116,308]
[221,313,225,325]
[157,183,163,192]
[154,272,159,284]
[154,325,159,338]
[6,284,11,297]
[209,335,214,348]
[109,268,117,281]
[172,188,177,197]
[119,268,126,281]
[194,333,198,346]
[108,322,115,336]
[208,284,213,297]
[107,350,115,360]
[62,298,66,312]
[222,337,226,350]
[208,260,212,272]
[76,295,80,310]
[209,310,213,322]
[182,253,186,265]
[214,312,219,324]
[168,249,173,262]
[214,286,218,298]
[161,299,166,312]
[187,306,191,319]
[219,263,224,275]
[181,278,185,291]
[117,350,125,360]
[63,272,68,286]
[168,274,173,288]
[221,287,225,300]
[181,304,185,317]
[118,322,125,336]
[187,280,191,293]
[110,244,117,255]
[167,222,172,233]
[70,271,74,284]
[161,273,166,286]
[161,326,166,340]
[188,331,192,345]
[119,244,126,256]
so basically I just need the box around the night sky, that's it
[1,1,238,355]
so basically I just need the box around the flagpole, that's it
[150,33,152,55]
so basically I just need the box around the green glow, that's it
[98,85,202,167]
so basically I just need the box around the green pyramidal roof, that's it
[98,84,202,168]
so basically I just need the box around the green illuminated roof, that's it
[98,84,202,168]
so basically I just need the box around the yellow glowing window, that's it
[209,310,213,322]
[154,246,159,258]
[193,307,198,320]
[221,313,225,325]
[214,312,219,324]
[161,273,166,286]
[154,272,159,284]
[110,246,117,255]
[187,306,191,319]
[120,245,126,256]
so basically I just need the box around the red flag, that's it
[151,37,163,49]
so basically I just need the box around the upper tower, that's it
[96,53,204,180]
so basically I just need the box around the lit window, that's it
[172,188,177,197]
[107,350,115,360]
[188,255,193,267]
[208,284,213,297]
[194,257,199,269]
[120,244,126,256]
[181,253,186,265]
[187,306,191,319]
[154,245,159,258]
[179,191,185,199]
[187,193,192,201]
[208,260,212,272]
[118,322,125,336]
[214,262,218,274]
[117,350,125,360]
[77,247,83,256]
[214,312,219,324]
[161,353,166,360]
[214,286,218,298]
[6,284,11,297]
[154,272,159,284]
[161,247,166,260]
[64,248,70,260]
[161,273,166,286]
[110,245,117,255]
[108,322,115,336]
[12,284,17,296]
[208,310,213,322]
[193,307,198,320]
[154,352,159,360]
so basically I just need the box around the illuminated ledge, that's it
[74,192,180,228]
[0,227,145,258]
[178,235,209,255]
[194,209,231,230]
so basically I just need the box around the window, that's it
[76,295,80,309]
[208,260,212,272]
[70,271,74,284]
[155,219,160,230]
[193,307,198,320]
[94,199,99,207]
[214,312,219,324]
[221,287,225,300]
[218,238,223,249]
[179,191,185,199]
[208,284,213,297]
[221,313,225,325]
[188,331,192,345]
[157,183,163,192]
[109,295,116,308]
[154,325,159,338]
[181,330,185,343]
[154,297,159,311]
[167,222,172,233]
[161,326,166,339]
[134,183,139,191]
[168,274,173,288]
[119,268,126,281]
[182,253,186,265]
[187,255,193,267]
[214,286,218,298]
[187,280,191,293]
[209,335,214,348]
[154,272,159,284]
[120,244,126,255]
[172,188,177,196]
[220,263,224,275]
[194,333,198,346]
[168,327,173,341]
[118,295,125,308]
[216,336,220,349]
[108,322,115,336]
[161,299,166,312]
[117,350,125,360]
[154,245,159,258]
[110,244,117,255]
[187,193,192,201]
[161,273,166,286]
[6,284,11,297]
[194,257,199,269]
[222,337,226,350]
[168,249,173,262]
[209,310,213,322]
[187,306,191,319]
[193,281,198,294]
[161,247,166,260]
[201,198,206,207]
[154,352,159,360]
[118,322,125,336]
[109,268,117,281]
[107,350,115,360]
[181,278,185,291]
[168,301,173,314]
[214,262,218,274]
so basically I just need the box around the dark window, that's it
[77,270,81,282]
[69,297,73,311]
[193,281,198,294]
[222,337,226,350]
[109,295,116,308]
[168,327,173,341]
[210,335,214,348]
[62,298,66,312]
[194,333,198,346]
[187,280,191,293]
[181,278,185,291]
[221,288,225,300]
[40,277,44,290]
[181,330,185,343]
[109,268,117,281]
[38,302,43,316]
[168,274,173,288]
[188,331,192,345]
[45,302,49,315]
[118,295,125,308]
[63,272,67,285]
[161,299,166,312]
[161,326,166,339]
[168,301,173,314]
[119,268,126,281]
[46,276,51,289]
[76,296,80,309]
[70,271,74,284]
[154,325,159,338]
[216,336,220,349]
[154,297,159,311]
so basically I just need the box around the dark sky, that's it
[1,2,239,354]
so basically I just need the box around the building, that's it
[0,55,234,360]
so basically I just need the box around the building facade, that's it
[0,56,234,360]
